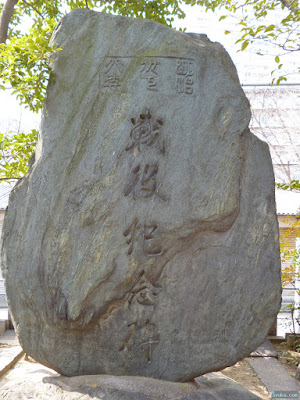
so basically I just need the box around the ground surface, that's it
[0,332,300,400]
[221,359,271,399]
[0,356,270,400]
[221,340,300,400]
[0,354,278,400]
[272,341,300,379]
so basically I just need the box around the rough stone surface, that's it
[250,340,278,358]
[0,364,262,400]
[1,10,281,381]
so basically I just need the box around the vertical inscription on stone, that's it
[140,58,160,91]
[120,104,167,360]
[121,277,161,362]
[124,110,165,200]
[176,59,195,95]
[103,58,126,89]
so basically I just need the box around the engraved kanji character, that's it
[176,60,195,94]
[124,163,158,200]
[176,60,188,76]
[123,219,161,256]
[140,59,159,91]
[129,280,161,307]
[103,58,125,89]
[125,111,163,152]
[176,60,194,77]
[119,320,160,362]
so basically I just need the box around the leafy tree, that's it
[0,1,186,113]
[187,0,300,85]
[0,0,299,182]
[1,0,299,113]
[0,1,187,183]
[0,129,38,181]
[278,180,300,191]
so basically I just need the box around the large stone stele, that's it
[1,9,281,381]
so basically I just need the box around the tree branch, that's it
[0,0,19,44]
[0,177,21,181]
[21,0,44,19]
[279,0,298,13]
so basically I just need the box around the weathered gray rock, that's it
[1,9,281,381]
[0,364,263,400]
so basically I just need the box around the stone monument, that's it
[1,9,281,384]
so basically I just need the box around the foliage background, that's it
[0,1,299,186]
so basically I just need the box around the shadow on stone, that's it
[42,372,262,399]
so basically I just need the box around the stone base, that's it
[0,367,262,399]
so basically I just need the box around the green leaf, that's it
[0,0,298,185]
[241,41,249,51]
[265,24,275,32]
[277,180,300,191]
[0,129,38,182]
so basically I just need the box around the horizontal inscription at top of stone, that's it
[101,56,197,96]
